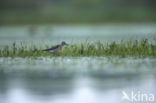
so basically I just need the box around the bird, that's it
[42,41,68,54]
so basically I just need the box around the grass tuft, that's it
[0,39,156,58]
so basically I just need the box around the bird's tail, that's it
[33,48,39,52]
[42,49,49,51]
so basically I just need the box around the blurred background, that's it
[0,0,156,25]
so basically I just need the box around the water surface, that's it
[0,23,156,46]
[0,57,156,103]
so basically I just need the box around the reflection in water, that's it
[0,57,156,103]
[0,74,156,103]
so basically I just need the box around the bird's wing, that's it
[51,45,60,50]
[42,45,59,51]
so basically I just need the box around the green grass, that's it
[0,39,156,58]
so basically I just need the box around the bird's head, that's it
[61,41,68,46]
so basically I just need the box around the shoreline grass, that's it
[0,39,156,58]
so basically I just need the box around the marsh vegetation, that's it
[0,39,155,58]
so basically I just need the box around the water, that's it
[0,23,156,46]
[0,75,156,103]
[0,57,156,103]
[0,23,156,103]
